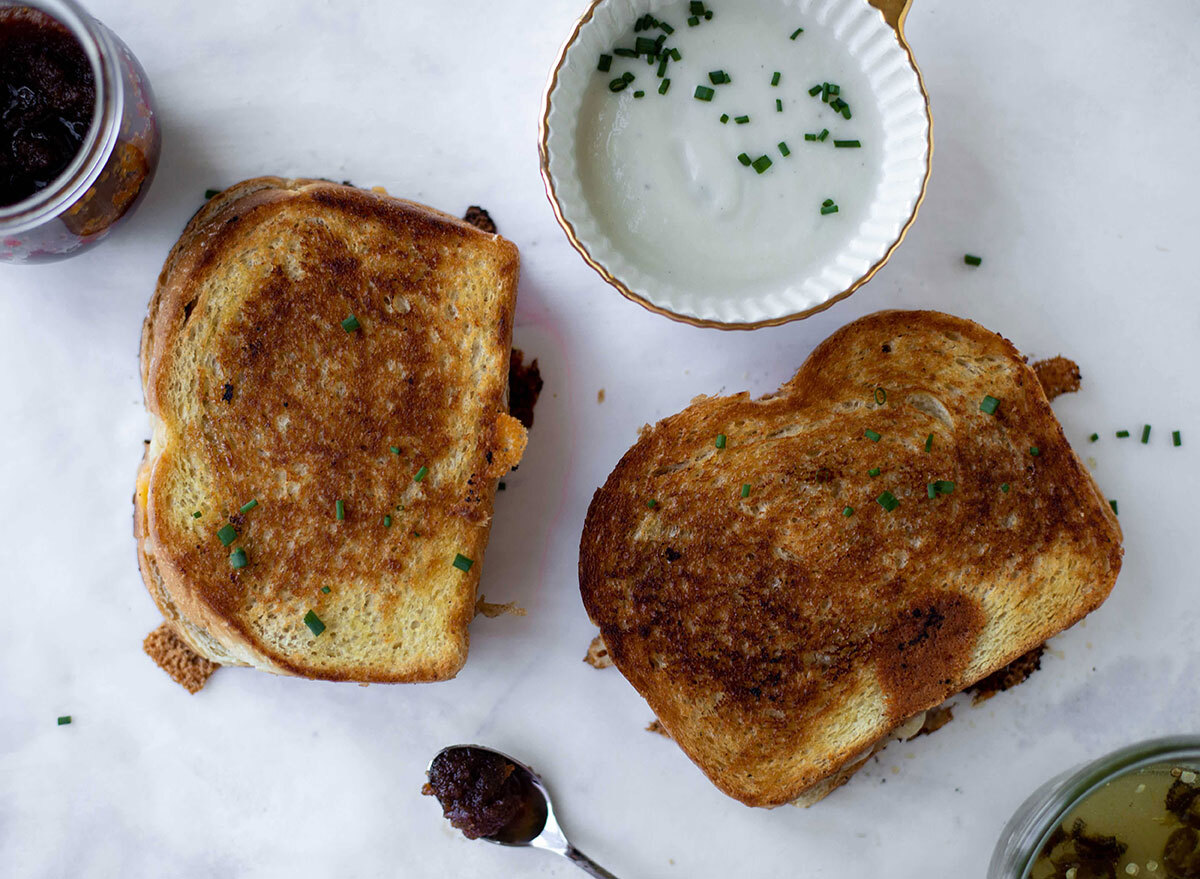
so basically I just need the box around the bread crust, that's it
[579,310,1122,806]
[136,178,523,682]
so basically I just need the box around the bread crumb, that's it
[647,719,671,738]
[475,595,526,618]
[584,635,613,668]
[462,205,497,234]
[1032,356,1081,401]
[143,622,219,694]
[597,389,605,403]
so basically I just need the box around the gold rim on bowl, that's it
[537,0,934,331]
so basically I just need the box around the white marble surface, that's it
[1,1,1198,876]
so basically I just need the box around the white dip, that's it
[576,0,884,299]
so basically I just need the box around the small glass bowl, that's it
[0,0,160,263]
[988,736,1200,879]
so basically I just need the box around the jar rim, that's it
[1000,736,1200,879]
[0,0,123,232]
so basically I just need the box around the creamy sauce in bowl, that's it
[576,0,886,301]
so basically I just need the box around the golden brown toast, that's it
[136,177,525,683]
[579,310,1121,807]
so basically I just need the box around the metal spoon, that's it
[428,745,619,878]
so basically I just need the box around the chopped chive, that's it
[818,128,829,141]
[217,523,237,546]
[1030,447,1041,456]
[741,483,751,498]
[734,115,750,124]
[868,467,881,477]
[658,78,671,95]
[927,483,937,499]
[635,36,658,54]
[778,141,791,157]
[933,480,956,495]
[598,54,612,72]
[776,99,783,112]
[804,133,816,141]
[830,98,846,112]
[647,498,658,509]
[1116,430,1130,438]
[389,445,400,455]
[1141,424,1151,444]
[383,515,392,528]
[964,254,982,267]
[822,82,831,102]
[660,21,674,34]
[843,506,854,517]
[303,610,326,637]
[822,199,834,207]
[670,48,682,61]
[613,47,638,58]
[877,491,899,512]
[925,433,934,453]
[657,56,669,77]
[341,314,360,332]
[737,153,752,166]
[414,465,429,482]
[841,106,852,120]
[690,1,704,13]
[622,71,635,82]
[452,553,474,572]
[204,189,220,200]
[828,84,840,96]
[1089,433,1099,443]
[790,27,804,39]
[321,585,331,594]
[720,113,729,123]
[980,395,1000,415]
[1109,499,1119,515]
[1173,430,1182,447]
[192,511,202,518]
[57,715,72,725]
[820,203,839,215]
[1001,483,1010,493]
[771,71,781,86]
[833,140,861,149]
[708,70,729,85]
[808,84,822,96]
[239,499,258,514]
[694,85,715,101]
[751,155,773,174]
[230,547,248,569]
[874,387,887,405]
[687,15,700,26]
[864,429,881,442]
[609,78,628,93]
[498,481,507,490]
[633,90,645,98]
[715,433,727,449]
[705,9,712,19]
[335,499,345,520]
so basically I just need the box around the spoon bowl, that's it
[427,745,620,878]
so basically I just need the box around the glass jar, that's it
[989,736,1200,878]
[0,0,160,263]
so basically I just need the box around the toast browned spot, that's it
[579,310,1121,807]
[136,177,524,683]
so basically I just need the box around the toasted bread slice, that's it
[579,310,1121,807]
[136,177,525,683]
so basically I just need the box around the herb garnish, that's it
[239,499,258,513]
[979,395,1000,415]
[964,254,982,267]
[877,491,899,512]
[694,85,715,101]
[303,610,326,637]
[341,314,360,333]
[452,553,474,572]
[217,524,237,546]
[230,547,248,569]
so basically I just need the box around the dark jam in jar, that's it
[423,747,530,840]
[0,8,96,207]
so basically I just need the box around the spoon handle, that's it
[564,844,620,878]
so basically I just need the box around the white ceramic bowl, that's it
[539,0,932,329]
